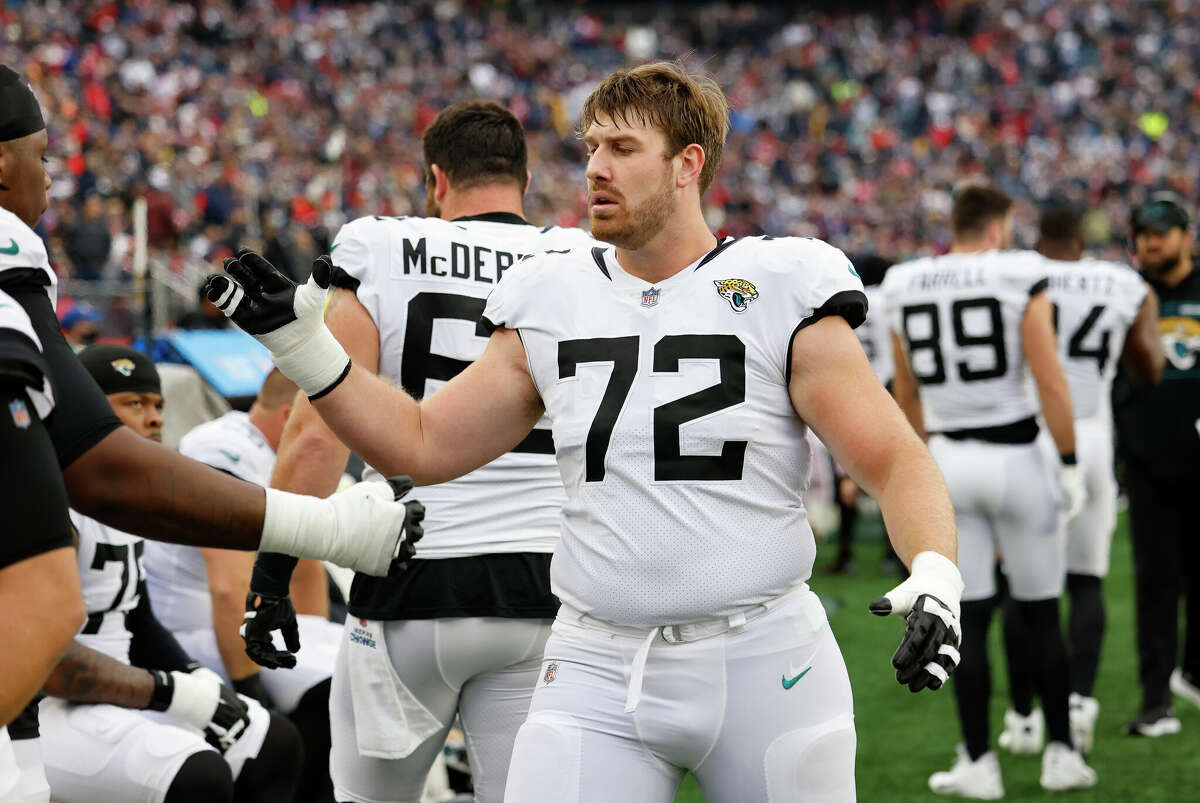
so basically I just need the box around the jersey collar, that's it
[450,212,531,226]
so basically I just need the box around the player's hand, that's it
[152,665,251,753]
[205,249,350,398]
[241,592,300,670]
[1058,463,1086,520]
[336,476,425,577]
[869,551,964,692]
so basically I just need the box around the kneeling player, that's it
[36,345,302,803]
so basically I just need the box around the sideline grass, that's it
[676,516,1199,801]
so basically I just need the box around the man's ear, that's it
[430,164,450,202]
[0,142,11,191]
[524,169,532,196]
[675,144,706,190]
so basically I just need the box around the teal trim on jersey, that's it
[781,666,812,689]
[0,239,18,255]
[848,262,859,278]
[218,448,241,463]
[329,242,340,253]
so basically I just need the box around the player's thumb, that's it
[205,274,244,318]
[310,254,334,289]
[282,620,301,654]
[386,475,415,500]
[869,581,917,618]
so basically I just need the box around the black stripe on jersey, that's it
[451,212,531,226]
[479,314,499,335]
[1029,277,1049,297]
[591,247,612,280]
[784,288,869,385]
[0,327,48,393]
[0,266,51,290]
[328,265,361,293]
[694,236,739,270]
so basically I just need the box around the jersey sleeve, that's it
[178,432,258,484]
[0,210,54,280]
[480,252,553,333]
[328,216,389,325]
[0,289,53,418]
[1003,252,1051,299]
[776,238,868,379]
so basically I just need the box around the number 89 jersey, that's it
[483,236,866,627]
[882,250,1049,433]
[331,214,593,558]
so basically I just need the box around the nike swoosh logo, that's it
[781,666,812,689]
[218,449,241,463]
[329,243,340,253]
[0,239,18,255]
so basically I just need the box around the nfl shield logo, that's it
[543,662,558,684]
[9,399,30,429]
[641,287,660,307]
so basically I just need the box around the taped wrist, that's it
[909,551,965,616]
[267,324,350,398]
[260,488,340,564]
[149,670,220,729]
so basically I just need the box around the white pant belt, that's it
[558,584,811,714]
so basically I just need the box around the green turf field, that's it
[675,515,1200,801]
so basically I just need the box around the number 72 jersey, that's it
[483,236,866,627]
[882,249,1050,433]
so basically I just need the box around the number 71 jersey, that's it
[483,236,866,627]
[882,249,1049,433]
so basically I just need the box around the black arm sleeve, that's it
[251,552,300,599]
[126,580,193,672]
[0,271,121,468]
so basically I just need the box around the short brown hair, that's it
[422,100,527,190]
[951,185,1013,241]
[579,61,729,195]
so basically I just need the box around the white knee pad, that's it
[503,712,581,803]
[764,713,856,803]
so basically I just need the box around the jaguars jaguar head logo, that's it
[110,358,136,377]
[713,278,759,313]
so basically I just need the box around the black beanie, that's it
[0,66,46,143]
[78,344,161,396]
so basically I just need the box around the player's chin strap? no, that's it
[205,248,352,399]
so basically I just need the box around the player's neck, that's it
[948,240,996,255]
[613,209,718,285]
[248,404,282,452]
[437,185,526,222]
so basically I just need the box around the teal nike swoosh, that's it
[781,667,812,690]
[329,243,340,253]
[218,449,241,463]
[0,239,18,255]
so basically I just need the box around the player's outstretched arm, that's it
[789,316,962,692]
[207,249,544,486]
[1121,286,1165,388]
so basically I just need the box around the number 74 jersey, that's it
[483,236,866,627]
[882,249,1050,433]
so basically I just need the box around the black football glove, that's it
[385,475,425,578]
[241,592,301,670]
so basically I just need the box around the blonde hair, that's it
[579,61,729,195]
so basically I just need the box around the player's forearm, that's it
[271,396,351,498]
[873,441,956,567]
[290,558,330,618]
[65,428,266,549]
[42,641,154,709]
[1035,377,1076,458]
[202,549,262,680]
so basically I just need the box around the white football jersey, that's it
[331,214,593,559]
[1045,259,1147,420]
[143,411,275,632]
[857,283,894,385]
[0,287,53,418]
[882,250,1049,432]
[69,511,145,662]
[482,235,867,626]
[0,206,57,305]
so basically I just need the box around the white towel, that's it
[346,619,444,759]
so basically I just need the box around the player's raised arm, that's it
[207,249,544,486]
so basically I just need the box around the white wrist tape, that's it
[266,324,350,399]
[260,484,403,576]
[165,669,221,729]
[260,489,337,561]
[908,551,965,619]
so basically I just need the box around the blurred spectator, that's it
[63,194,111,280]
[175,280,231,331]
[59,302,104,350]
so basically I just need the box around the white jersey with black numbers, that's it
[330,214,594,559]
[857,283,894,385]
[69,512,145,662]
[1045,258,1148,421]
[0,206,57,305]
[882,249,1049,433]
[143,411,275,633]
[482,236,867,627]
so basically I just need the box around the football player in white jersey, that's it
[209,62,965,803]
[233,101,592,803]
[36,344,302,803]
[884,185,1097,796]
[144,369,342,803]
[0,64,424,603]
[998,204,1163,754]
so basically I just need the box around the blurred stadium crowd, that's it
[3,0,1200,315]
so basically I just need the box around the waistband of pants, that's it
[934,415,1039,445]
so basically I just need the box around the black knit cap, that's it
[78,344,161,396]
[0,66,46,143]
